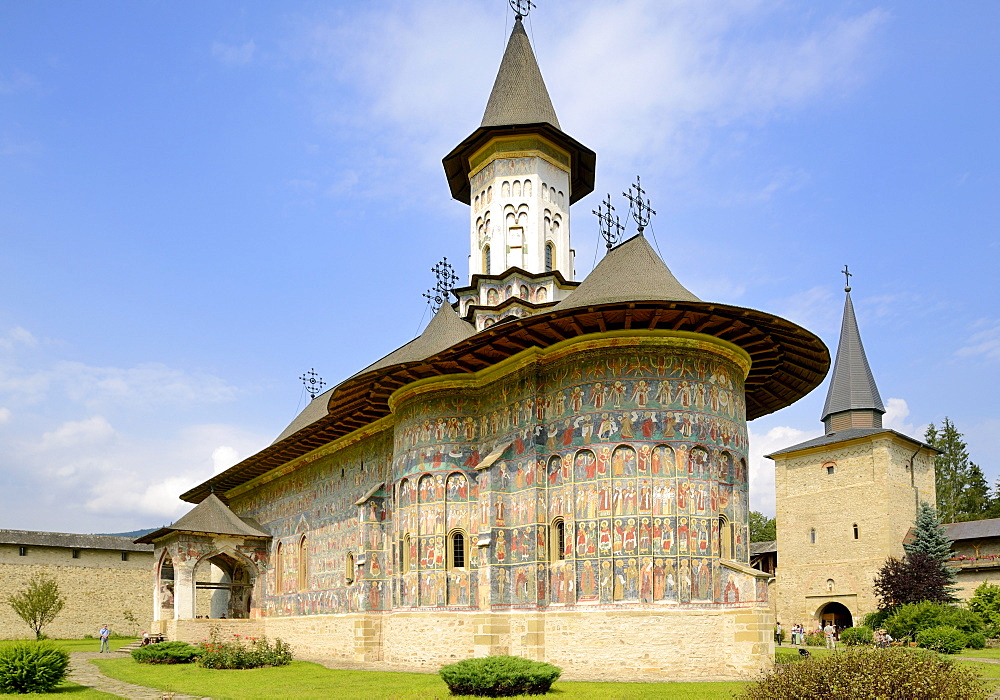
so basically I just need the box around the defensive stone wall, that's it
[0,545,153,640]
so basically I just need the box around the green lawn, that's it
[93,658,747,699]
[1,638,137,653]
[0,681,118,699]
[959,647,1000,659]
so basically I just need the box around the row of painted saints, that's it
[396,377,746,452]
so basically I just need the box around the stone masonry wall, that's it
[0,547,153,639]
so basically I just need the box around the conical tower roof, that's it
[553,234,700,311]
[820,288,884,423]
[481,16,560,129]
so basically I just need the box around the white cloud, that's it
[0,69,37,95]
[0,407,10,424]
[748,424,822,516]
[211,445,241,474]
[882,397,924,438]
[290,1,887,202]
[956,319,1000,363]
[38,416,117,450]
[211,40,256,66]
[0,326,37,351]
[772,285,839,335]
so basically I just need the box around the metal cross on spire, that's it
[842,264,852,292]
[593,194,624,250]
[510,0,535,20]
[300,368,326,401]
[423,257,459,313]
[623,175,656,234]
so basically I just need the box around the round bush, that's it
[0,642,70,694]
[840,626,874,647]
[965,632,987,650]
[804,631,826,647]
[131,641,198,664]
[739,646,986,700]
[916,625,967,654]
[439,655,561,697]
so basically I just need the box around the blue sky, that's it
[1,1,997,533]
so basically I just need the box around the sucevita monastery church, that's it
[125,11,949,681]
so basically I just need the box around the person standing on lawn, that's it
[823,622,836,649]
[98,624,110,653]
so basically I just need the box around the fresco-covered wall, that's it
[226,334,764,622]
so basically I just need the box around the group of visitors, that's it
[874,628,894,648]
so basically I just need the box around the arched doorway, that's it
[195,552,255,619]
[157,553,175,620]
[818,601,853,632]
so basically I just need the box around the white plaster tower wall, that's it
[469,154,572,280]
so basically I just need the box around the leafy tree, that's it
[749,511,776,542]
[926,418,991,522]
[967,581,1000,628]
[6,575,65,640]
[874,552,956,610]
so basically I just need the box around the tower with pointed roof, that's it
[145,8,840,681]
[768,279,936,632]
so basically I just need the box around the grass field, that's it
[0,638,137,653]
[93,658,748,700]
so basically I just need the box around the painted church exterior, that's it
[140,14,830,680]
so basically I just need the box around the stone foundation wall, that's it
[200,605,773,681]
[0,559,153,640]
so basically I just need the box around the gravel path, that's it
[67,651,208,699]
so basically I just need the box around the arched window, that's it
[853,523,859,540]
[502,181,510,198]
[545,242,554,272]
[827,579,835,592]
[274,542,284,594]
[448,530,467,570]
[524,179,532,197]
[512,180,521,197]
[550,518,566,562]
[483,245,491,274]
[810,528,817,544]
[345,551,355,585]
[720,515,733,560]
[402,534,412,573]
[487,185,493,203]
[298,536,308,591]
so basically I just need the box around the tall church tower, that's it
[768,277,936,630]
[444,13,596,328]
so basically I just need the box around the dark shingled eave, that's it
[750,540,777,555]
[1,529,152,552]
[182,235,830,504]
[135,493,270,544]
[765,426,936,458]
[942,518,1000,542]
[821,289,885,422]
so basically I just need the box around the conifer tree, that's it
[904,501,957,593]
[926,417,991,522]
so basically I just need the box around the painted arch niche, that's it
[194,551,257,619]
[157,552,175,618]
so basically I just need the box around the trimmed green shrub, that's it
[840,626,874,647]
[197,630,292,670]
[885,601,984,641]
[966,632,987,650]
[804,631,826,647]
[0,642,70,694]
[738,646,986,700]
[983,625,1000,640]
[131,641,198,664]
[439,655,562,697]
[916,625,967,654]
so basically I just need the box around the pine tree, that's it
[904,501,957,594]
[926,417,991,523]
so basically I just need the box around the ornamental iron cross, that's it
[623,175,656,234]
[423,257,459,313]
[593,193,624,250]
[842,264,852,292]
[510,0,535,20]
[300,368,326,400]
